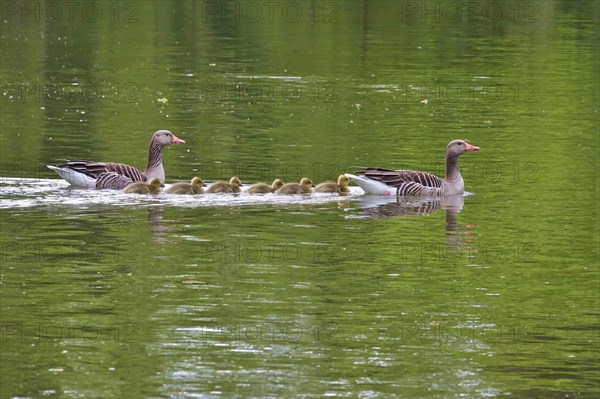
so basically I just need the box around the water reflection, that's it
[147,205,170,244]
[345,194,470,247]
[347,194,464,217]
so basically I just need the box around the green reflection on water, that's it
[1,0,598,398]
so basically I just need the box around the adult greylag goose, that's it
[315,175,351,193]
[47,130,185,189]
[275,178,314,194]
[206,177,242,193]
[123,178,162,194]
[246,179,284,194]
[165,177,204,194]
[345,140,479,196]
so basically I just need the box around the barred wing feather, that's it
[361,168,443,191]
[57,161,146,183]
[95,172,136,190]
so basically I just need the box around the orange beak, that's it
[465,143,480,152]
[171,134,186,144]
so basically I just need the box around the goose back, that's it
[59,161,146,182]
[96,172,136,190]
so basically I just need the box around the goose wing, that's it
[95,172,136,190]
[358,168,444,188]
[57,160,146,182]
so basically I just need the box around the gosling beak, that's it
[465,143,480,152]
[171,134,186,144]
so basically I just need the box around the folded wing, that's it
[356,167,444,195]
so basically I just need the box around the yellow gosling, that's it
[247,178,285,194]
[206,176,242,193]
[123,178,162,194]
[165,177,204,194]
[315,175,351,194]
[275,177,313,195]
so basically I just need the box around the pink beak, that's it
[171,134,186,144]
[465,143,480,152]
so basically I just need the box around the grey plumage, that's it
[48,130,185,189]
[351,140,480,196]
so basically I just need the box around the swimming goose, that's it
[345,140,479,196]
[246,179,285,194]
[164,177,204,194]
[47,130,185,189]
[123,178,162,194]
[315,175,351,193]
[275,178,314,194]
[206,177,242,193]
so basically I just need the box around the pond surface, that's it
[1,1,598,398]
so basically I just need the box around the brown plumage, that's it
[315,175,351,194]
[247,179,284,194]
[348,140,480,196]
[206,177,241,193]
[123,178,162,194]
[165,177,204,194]
[275,178,313,195]
[47,130,186,189]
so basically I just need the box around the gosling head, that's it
[148,178,162,194]
[272,179,284,191]
[191,176,203,188]
[338,175,351,187]
[300,177,314,193]
[229,176,241,188]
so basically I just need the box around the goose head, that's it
[447,140,480,157]
[152,130,186,146]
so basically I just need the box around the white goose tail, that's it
[344,173,395,195]
[47,165,96,188]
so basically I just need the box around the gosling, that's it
[206,176,242,193]
[275,178,313,194]
[123,178,162,194]
[247,179,284,194]
[165,177,204,195]
[315,175,351,194]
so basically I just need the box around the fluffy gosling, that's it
[275,178,313,194]
[206,176,242,193]
[247,179,284,194]
[165,177,204,194]
[123,178,162,194]
[315,175,351,194]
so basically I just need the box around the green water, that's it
[1,1,598,398]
